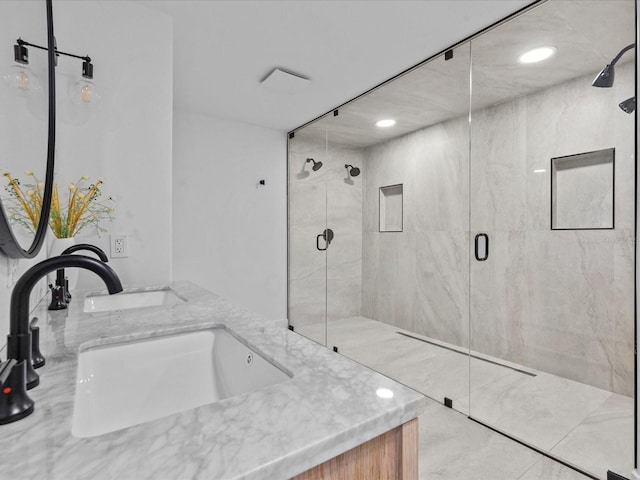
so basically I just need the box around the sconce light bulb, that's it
[70,79,100,105]
[16,69,29,91]
[81,84,92,103]
[2,64,41,95]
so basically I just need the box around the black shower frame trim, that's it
[549,147,616,231]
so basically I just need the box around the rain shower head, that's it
[619,96,635,114]
[345,164,360,177]
[592,64,615,88]
[592,43,635,88]
[306,158,323,171]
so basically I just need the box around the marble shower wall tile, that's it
[327,147,363,322]
[613,229,635,396]
[470,97,527,232]
[327,231,362,322]
[369,232,418,332]
[414,231,470,347]
[470,231,527,362]
[362,117,470,343]
[288,226,326,333]
[523,230,617,391]
[414,116,469,232]
[288,138,327,230]
[363,133,417,233]
[613,61,636,231]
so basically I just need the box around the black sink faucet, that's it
[7,255,122,390]
[50,243,109,306]
[61,244,109,261]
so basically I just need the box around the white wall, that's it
[172,110,287,320]
[49,1,174,291]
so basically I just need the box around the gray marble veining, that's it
[0,282,426,480]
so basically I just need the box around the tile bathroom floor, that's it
[296,317,633,480]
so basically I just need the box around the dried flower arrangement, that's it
[3,171,114,238]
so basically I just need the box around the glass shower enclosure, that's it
[287,1,636,478]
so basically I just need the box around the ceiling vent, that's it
[260,68,311,94]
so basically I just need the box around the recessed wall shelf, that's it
[551,148,614,230]
[379,184,403,232]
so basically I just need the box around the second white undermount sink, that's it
[83,288,185,313]
[72,326,292,438]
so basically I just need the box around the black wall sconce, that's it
[3,37,98,104]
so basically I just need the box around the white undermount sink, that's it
[71,327,292,438]
[83,288,185,313]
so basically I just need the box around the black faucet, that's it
[6,255,122,392]
[50,244,109,306]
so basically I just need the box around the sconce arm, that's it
[16,37,91,63]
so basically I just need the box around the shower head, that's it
[592,64,615,88]
[592,43,635,88]
[345,164,360,177]
[619,96,635,114]
[306,158,323,171]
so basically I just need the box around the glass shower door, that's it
[287,121,329,345]
[323,43,474,413]
[324,116,365,352]
[468,1,635,478]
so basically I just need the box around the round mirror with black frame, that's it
[0,0,55,258]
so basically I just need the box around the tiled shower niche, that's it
[379,184,403,232]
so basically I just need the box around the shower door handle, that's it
[474,233,489,261]
[316,228,334,251]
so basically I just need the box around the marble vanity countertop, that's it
[0,281,427,480]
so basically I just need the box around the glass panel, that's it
[469,1,635,477]
[322,42,472,414]
[287,119,329,345]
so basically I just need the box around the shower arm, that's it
[609,43,635,66]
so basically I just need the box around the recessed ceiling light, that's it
[533,169,546,173]
[376,119,396,128]
[518,46,556,64]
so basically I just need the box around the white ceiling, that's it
[299,0,636,148]
[136,0,534,132]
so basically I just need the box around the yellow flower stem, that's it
[69,180,101,236]
[3,173,36,229]
[51,183,64,237]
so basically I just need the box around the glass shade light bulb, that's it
[16,68,29,91]
[2,64,42,96]
[70,78,100,105]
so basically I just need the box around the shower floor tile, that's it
[517,458,593,480]
[419,398,593,480]
[549,393,634,479]
[459,371,611,451]
[324,316,633,480]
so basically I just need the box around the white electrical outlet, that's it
[110,234,128,258]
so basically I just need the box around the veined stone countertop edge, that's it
[0,280,427,480]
